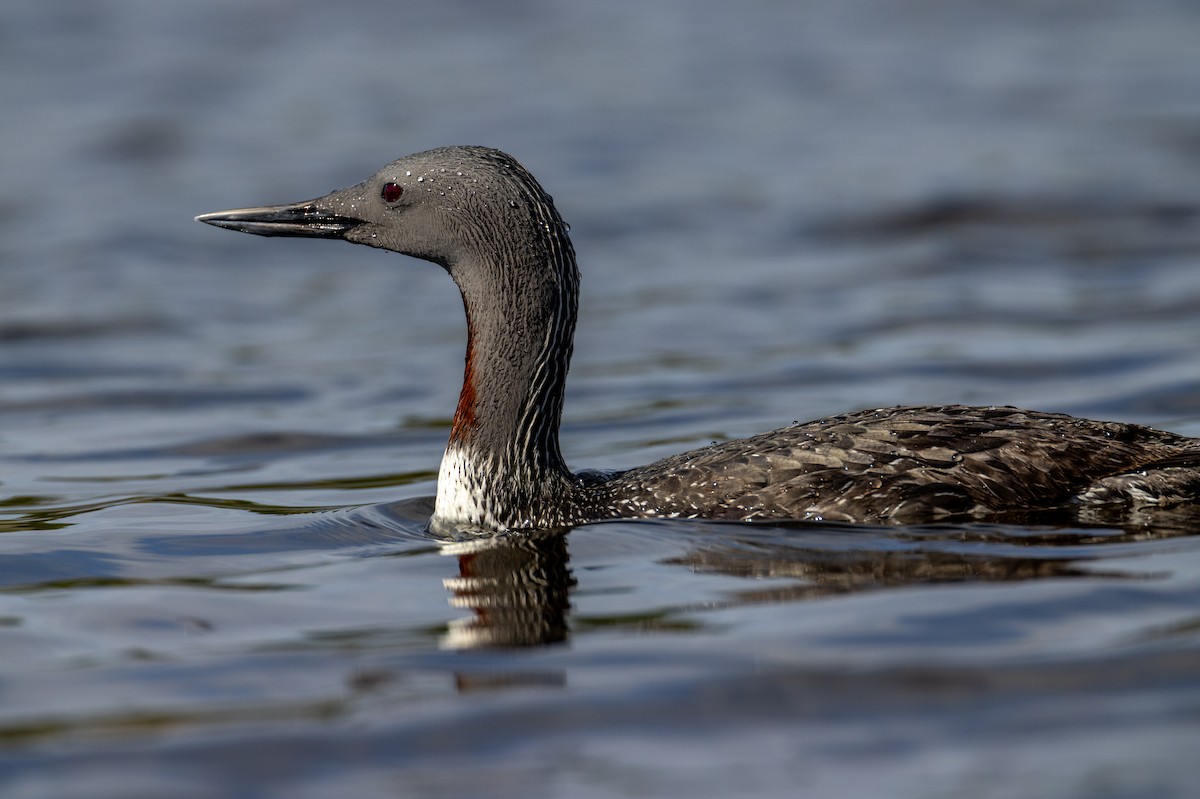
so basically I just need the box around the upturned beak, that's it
[195,199,364,239]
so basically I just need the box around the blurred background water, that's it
[2,1,1200,797]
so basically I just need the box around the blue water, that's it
[3,1,1200,797]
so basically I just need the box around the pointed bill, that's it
[196,199,364,239]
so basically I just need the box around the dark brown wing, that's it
[605,405,1200,523]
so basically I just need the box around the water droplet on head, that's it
[405,170,411,176]
[417,176,425,182]
[508,200,518,208]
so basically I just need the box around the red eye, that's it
[381,182,403,202]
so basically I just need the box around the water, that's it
[3,1,1200,796]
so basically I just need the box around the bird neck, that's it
[432,222,580,531]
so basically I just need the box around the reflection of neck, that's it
[441,531,575,649]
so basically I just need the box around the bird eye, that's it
[381,182,403,203]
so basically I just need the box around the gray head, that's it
[196,146,573,277]
[198,147,583,532]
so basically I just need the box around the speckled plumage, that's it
[590,404,1200,524]
[198,146,1200,532]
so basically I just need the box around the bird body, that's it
[198,146,1200,532]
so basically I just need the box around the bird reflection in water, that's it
[439,530,575,651]
[430,506,1200,654]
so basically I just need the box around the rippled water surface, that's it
[3,1,1200,797]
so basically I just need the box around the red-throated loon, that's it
[197,146,1200,533]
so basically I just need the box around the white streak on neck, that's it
[432,445,494,531]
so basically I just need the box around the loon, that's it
[197,146,1200,532]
